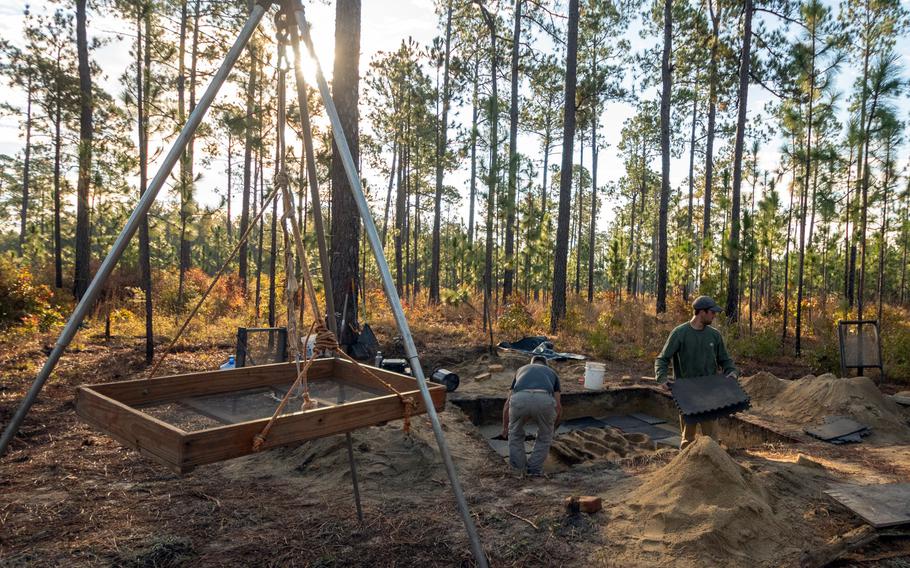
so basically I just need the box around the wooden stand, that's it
[76,358,445,474]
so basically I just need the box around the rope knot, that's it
[274,170,290,190]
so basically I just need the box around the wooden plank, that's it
[90,359,336,406]
[76,356,447,472]
[179,389,440,469]
[76,387,186,473]
[826,483,910,528]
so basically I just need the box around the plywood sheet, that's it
[826,483,910,528]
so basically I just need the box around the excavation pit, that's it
[450,386,795,469]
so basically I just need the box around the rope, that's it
[252,320,415,452]
[253,19,417,451]
[147,184,281,379]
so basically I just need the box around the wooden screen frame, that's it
[76,358,446,474]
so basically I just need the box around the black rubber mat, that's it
[562,416,607,430]
[805,416,870,442]
[629,412,666,425]
[670,374,751,424]
[601,415,676,440]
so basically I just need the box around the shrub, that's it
[0,254,64,331]
[498,300,534,336]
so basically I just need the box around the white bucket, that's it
[584,361,606,390]
[301,334,317,359]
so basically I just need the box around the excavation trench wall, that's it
[449,387,795,449]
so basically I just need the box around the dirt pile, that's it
[219,423,443,494]
[547,427,655,467]
[741,372,910,442]
[605,437,795,566]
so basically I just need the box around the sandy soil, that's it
[2,334,910,566]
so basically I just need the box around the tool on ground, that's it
[431,369,460,392]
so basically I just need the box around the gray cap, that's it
[692,295,723,312]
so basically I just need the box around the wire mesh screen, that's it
[236,327,288,368]
[838,320,883,375]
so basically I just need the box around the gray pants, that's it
[508,390,556,474]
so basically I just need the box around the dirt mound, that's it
[741,372,910,443]
[218,423,443,496]
[740,371,787,400]
[548,427,654,467]
[606,437,794,566]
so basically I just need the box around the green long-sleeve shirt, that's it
[654,322,738,384]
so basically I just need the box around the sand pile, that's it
[218,423,442,494]
[606,437,793,566]
[548,427,654,467]
[741,372,910,442]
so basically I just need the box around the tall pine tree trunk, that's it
[52,73,63,289]
[430,0,453,303]
[587,115,598,302]
[656,0,672,313]
[330,0,362,346]
[701,6,720,282]
[73,0,93,301]
[19,72,33,254]
[239,2,256,294]
[503,0,523,301]
[138,5,154,364]
[550,0,579,332]
[176,0,189,306]
[482,12,498,334]
[795,27,816,356]
[382,141,397,247]
[685,90,697,299]
[724,0,752,321]
[468,58,479,247]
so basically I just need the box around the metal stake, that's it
[290,5,488,566]
[0,2,269,457]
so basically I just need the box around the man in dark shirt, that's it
[499,356,562,476]
[655,295,739,449]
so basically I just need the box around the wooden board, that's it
[76,358,446,474]
[826,483,910,528]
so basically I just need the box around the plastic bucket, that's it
[584,361,606,390]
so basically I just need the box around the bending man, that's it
[500,355,562,476]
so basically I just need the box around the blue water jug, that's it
[220,355,236,370]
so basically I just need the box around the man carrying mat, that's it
[655,295,739,449]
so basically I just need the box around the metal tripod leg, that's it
[0,2,269,458]
[337,383,363,522]
[289,5,487,566]
[344,433,364,522]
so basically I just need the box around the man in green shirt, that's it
[655,295,739,449]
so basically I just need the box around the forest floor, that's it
[2,321,910,567]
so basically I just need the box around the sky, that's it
[0,0,909,237]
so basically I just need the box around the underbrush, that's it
[5,261,910,384]
[0,254,66,334]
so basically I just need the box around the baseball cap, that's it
[692,296,723,312]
